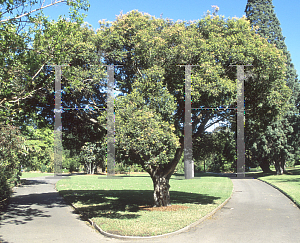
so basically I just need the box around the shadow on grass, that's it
[58,189,221,220]
[0,236,9,243]
[247,166,300,179]
[259,178,300,185]
[173,172,225,179]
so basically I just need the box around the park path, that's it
[1,176,300,243]
[0,177,116,243]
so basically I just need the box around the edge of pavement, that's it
[256,178,300,210]
[54,178,235,240]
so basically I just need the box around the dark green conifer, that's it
[245,0,300,174]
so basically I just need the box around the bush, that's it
[40,164,47,173]
[0,123,25,204]
[175,155,184,174]
[25,166,32,172]
[131,164,145,172]
[69,159,81,173]
[115,162,126,173]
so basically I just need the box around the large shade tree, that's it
[0,0,90,127]
[0,0,94,203]
[96,10,291,206]
[245,0,300,174]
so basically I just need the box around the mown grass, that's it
[55,173,233,236]
[20,172,57,178]
[251,165,300,208]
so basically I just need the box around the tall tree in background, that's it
[245,0,300,174]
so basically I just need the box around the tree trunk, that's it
[274,160,282,175]
[144,138,184,207]
[260,158,272,173]
[152,174,171,207]
[281,160,287,174]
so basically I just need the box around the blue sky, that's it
[44,0,300,76]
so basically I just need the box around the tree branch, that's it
[163,137,184,179]
[8,87,44,103]
[0,0,69,23]
[6,63,46,104]
[137,66,143,77]
[32,63,46,80]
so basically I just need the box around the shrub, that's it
[40,164,47,173]
[0,122,25,205]
[131,164,145,172]
[175,155,184,174]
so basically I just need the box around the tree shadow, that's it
[18,179,49,186]
[173,172,239,179]
[58,189,221,221]
[0,236,9,243]
[0,190,68,226]
[173,172,221,178]
[262,178,300,184]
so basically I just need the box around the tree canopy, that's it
[0,0,93,205]
[96,10,291,206]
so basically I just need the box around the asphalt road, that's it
[1,176,300,243]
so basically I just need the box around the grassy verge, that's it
[56,172,233,236]
[20,172,59,178]
[248,165,300,208]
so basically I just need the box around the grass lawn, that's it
[247,165,300,208]
[20,172,57,178]
[55,172,233,236]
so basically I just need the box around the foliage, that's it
[0,0,91,128]
[79,141,105,174]
[62,149,81,173]
[0,122,26,204]
[0,0,93,205]
[193,126,236,173]
[175,154,185,174]
[112,79,180,170]
[21,125,54,172]
[96,10,290,206]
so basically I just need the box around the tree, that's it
[194,125,236,173]
[96,10,291,206]
[0,0,89,24]
[0,0,94,204]
[245,0,300,174]
[0,0,90,128]
[79,141,105,174]
[113,77,180,207]
[30,18,107,153]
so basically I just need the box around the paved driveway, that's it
[1,176,300,243]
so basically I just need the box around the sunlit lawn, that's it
[56,172,233,236]
[20,172,57,178]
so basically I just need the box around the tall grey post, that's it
[234,65,249,178]
[54,66,63,177]
[106,65,115,177]
[180,65,199,179]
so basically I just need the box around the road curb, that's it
[56,179,235,240]
[256,178,300,210]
